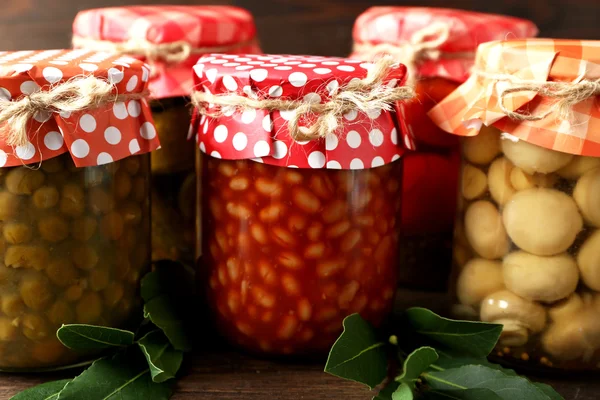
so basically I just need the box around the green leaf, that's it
[533,383,565,400]
[57,350,173,400]
[396,347,438,385]
[138,330,183,383]
[432,351,516,376]
[141,269,163,303]
[404,308,502,358]
[373,381,400,400]
[9,379,70,400]
[57,325,134,350]
[392,384,414,400]
[324,313,388,389]
[423,389,503,399]
[423,365,555,400]
[144,295,192,351]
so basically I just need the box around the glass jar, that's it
[0,153,150,370]
[429,39,600,371]
[449,126,600,370]
[150,98,195,263]
[72,5,262,265]
[350,7,538,306]
[192,53,408,355]
[201,157,401,355]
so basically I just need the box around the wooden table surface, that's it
[0,350,598,400]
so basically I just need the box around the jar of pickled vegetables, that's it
[350,7,538,301]
[192,54,412,355]
[430,39,600,370]
[73,5,261,264]
[0,50,159,370]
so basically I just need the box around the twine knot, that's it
[353,22,463,84]
[192,56,414,141]
[474,69,600,121]
[0,76,149,148]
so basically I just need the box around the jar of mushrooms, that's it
[0,50,159,370]
[429,38,600,370]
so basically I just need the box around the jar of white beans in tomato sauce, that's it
[0,50,159,370]
[191,54,412,355]
[430,39,600,371]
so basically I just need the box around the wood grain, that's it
[1,351,599,399]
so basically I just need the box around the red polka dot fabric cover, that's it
[351,7,538,83]
[192,54,409,170]
[73,6,260,100]
[0,49,159,168]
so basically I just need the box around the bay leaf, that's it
[138,330,183,383]
[432,351,516,376]
[144,295,192,352]
[57,350,173,400]
[373,381,400,400]
[533,383,565,400]
[9,379,70,400]
[57,325,134,350]
[391,384,414,400]
[423,389,503,399]
[324,313,388,389]
[423,365,554,400]
[404,308,502,358]
[395,346,438,386]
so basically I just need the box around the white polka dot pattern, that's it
[72,5,261,99]
[0,49,159,167]
[192,54,407,170]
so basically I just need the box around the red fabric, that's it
[0,49,158,167]
[192,54,410,170]
[73,6,261,99]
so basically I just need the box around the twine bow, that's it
[191,56,414,141]
[0,76,149,148]
[475,69,600,122]
[353,22,470,84]
[72,36,257,65]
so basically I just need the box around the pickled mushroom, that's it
[464,201,509,259]
[573,168,600,227]
[503,251,579,303]
[577,230,600,291]
[501,137,573,174]
[503,188,582,256]
[456,258,504,307]
[462,125,501,165]
[480,290,547,347]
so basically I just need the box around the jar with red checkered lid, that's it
[350,7,538,303]
[191,54,414,355]
[0,49,159,370]
[73,5,261,265]
[431,39,600,371]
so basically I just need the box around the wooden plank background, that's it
[1,0,598,56]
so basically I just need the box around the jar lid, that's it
[72,6,260,99]
[191,54,413,170]
[0,49,159,167]
[351,7,538,82]
[429,39,600,156]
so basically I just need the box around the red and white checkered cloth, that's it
[429,39,600,156]
[73,5,261,99]
[351,7,538,83]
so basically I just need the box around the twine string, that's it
[72,36,257,65]
[191,56,415,141]
[0,76,149,147]
[352,22,470,84]
[474,69,600,121]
